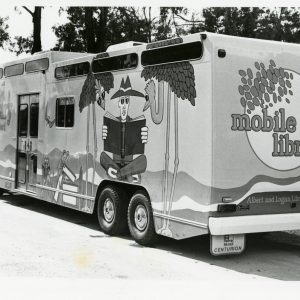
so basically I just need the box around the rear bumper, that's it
[209,213,300,235]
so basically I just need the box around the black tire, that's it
[0,188,7,196]
[97,185,128,236]
[128,191,157,246]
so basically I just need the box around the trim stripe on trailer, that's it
[152,181,300,214]
[153,212,208,229]
[0,175,14,181]
[209,213,300,235]
[35,184,95,201]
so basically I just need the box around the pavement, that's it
[0,192,300,283]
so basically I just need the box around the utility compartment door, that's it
[17,94,39,192]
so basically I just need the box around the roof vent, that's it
[106,41,146,52]
[33,50,51,55]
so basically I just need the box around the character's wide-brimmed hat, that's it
[111,76,144,99]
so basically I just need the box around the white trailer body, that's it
[0,32,299,255]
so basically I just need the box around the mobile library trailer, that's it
[1,32,300,255]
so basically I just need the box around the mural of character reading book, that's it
[100,76,148,183]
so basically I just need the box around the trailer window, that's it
[55,62,90,80]
[19,104,28,137]
[0,68,3,79]
[26,58,49,73]
[30,103,39,137]
[92,53,138,73]
[4,63,24,77]
[141,41,203,66]
[56,97,74,128]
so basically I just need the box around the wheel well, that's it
[93,180,149,214]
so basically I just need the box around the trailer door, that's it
[17,94,39,193]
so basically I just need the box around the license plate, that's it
[210,234,245,256]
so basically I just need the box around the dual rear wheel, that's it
[97,185,156,246]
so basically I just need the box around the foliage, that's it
[0,16,9,48]
[10,6,42,55]
[255,8,300,42]
[94,72,114,93]
[9,36,33,55]
[53,7,154,52]
[52,7,190,53]
[141,62,196,105]
[53,7,108,53]
[7,7,300,57]
[154,7,190,40]
[79,70,96,112]
[79,68,115,112]
[197,7,300,43]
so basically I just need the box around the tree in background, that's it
[197,7,300,43]
[255,8,300,42]
[103,7,150,46]
[53,7,155,53]
[53,7,108,53]
[154,7,195,40]
[22,6,42,53]
[55,6,300,54]
[9,36,33,56]
[10,6,42,55]
[198,8,263,37]
[8,7,300,56]
[52,7,191,53]
[0,16,9,48]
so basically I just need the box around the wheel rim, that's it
[103,198,115,223]
[134,204,148,231]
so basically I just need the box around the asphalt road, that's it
[0,192,300,281]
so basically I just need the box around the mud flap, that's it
[210,234,246,256]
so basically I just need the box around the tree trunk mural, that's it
[79,62,114,209]
[141,40,196,237]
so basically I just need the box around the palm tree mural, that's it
[0,85,12,131]
[44,103,55,128]
[79,62,114,201]
[142,38,196,237]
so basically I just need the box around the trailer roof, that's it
[203,31,300,49]
[2,32,300,70]
[0,50,93,68]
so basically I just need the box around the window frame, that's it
[25,58,49,74]
[4,63,24,77]
[92,53,138,74]
[18,103,28,137]
[29,103,39,137]
[55,62,90,80]
[141,41,203,67]
[55,96,75,129]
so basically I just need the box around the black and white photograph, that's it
[0,0,299,298]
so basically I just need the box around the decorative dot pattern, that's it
[238,60,294,113]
